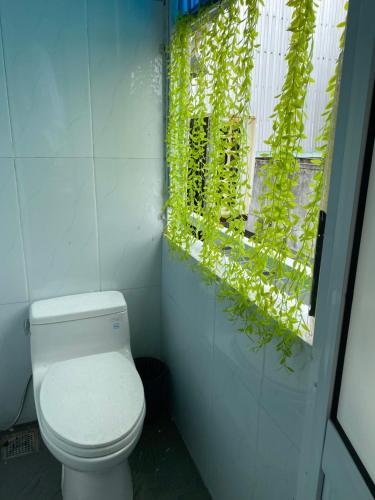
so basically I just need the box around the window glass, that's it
[337,145,375,483]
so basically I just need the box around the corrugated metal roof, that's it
[251,0,346,155]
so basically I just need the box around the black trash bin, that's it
[135,357,168,423]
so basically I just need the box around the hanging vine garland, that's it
[165,15,194,255]
[291,3,348,336]
[166,0,262,276]
[241,0,317,366]
[165,0,347,368]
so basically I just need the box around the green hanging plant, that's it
[238,0,318,366]
[165,14,192,255]
[166,0,262,276]
[165,0,347,368]
[291,2,348,340]
[302,2,348,224]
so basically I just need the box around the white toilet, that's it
[29,291,145,500]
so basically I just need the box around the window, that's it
[188,115,256,226]
[167,0,347,364]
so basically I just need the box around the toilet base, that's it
[61,460,133,500]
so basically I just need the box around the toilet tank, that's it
[30,291,131,368]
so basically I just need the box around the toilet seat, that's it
[39,351,145,459]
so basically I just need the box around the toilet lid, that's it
[39,352,144,450]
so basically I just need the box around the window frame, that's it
[168,0,323,346]
[179,0,220,15]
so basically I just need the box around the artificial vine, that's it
[165,0,347,367]
[166,15,193,254]
[293,2,348,340]
[240,0,317,366]
[306,2,348,214]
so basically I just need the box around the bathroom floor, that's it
[0,416,211,500]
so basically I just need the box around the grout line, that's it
[0,298,30,308]
[84,0,95,160]
[207,282,218,429]
[85,0,101,291]
[92,161,102,290]
[253,347,267,489]
[1,10,34,424]
[259,399,302,451]
[256,344,304,449]
[156,275,162,359]
[0,11,32,303]
[0,285,161,308]
[0,156,164,160]
[0,8,16,157]
[13,161,32,305]
[121,284,161,293]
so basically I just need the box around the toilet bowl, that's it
[29,291,145,500]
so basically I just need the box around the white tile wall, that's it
[122,286,161,358]
[0,302,31,428]
[0,0,164,428]
[162,292,215,479]
[214,299,264,401]
[0,159,28,304]
[254,409,301,500]
[260,339,313,450]
[0,0,92,157]
[205,346,259,500]
[162,240,313,500]
[95,158,163,290]
[16,158,100,301]
[88,0,164,159]
[0,32,12,157]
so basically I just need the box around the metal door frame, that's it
[296,1,375,498]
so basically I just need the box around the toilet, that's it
[29,291,145,500]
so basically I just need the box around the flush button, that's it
[112,321,120,331]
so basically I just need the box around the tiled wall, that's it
[162,241,314,500]
[0,0,165,429]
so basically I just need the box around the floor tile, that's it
[0,417,211,500]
